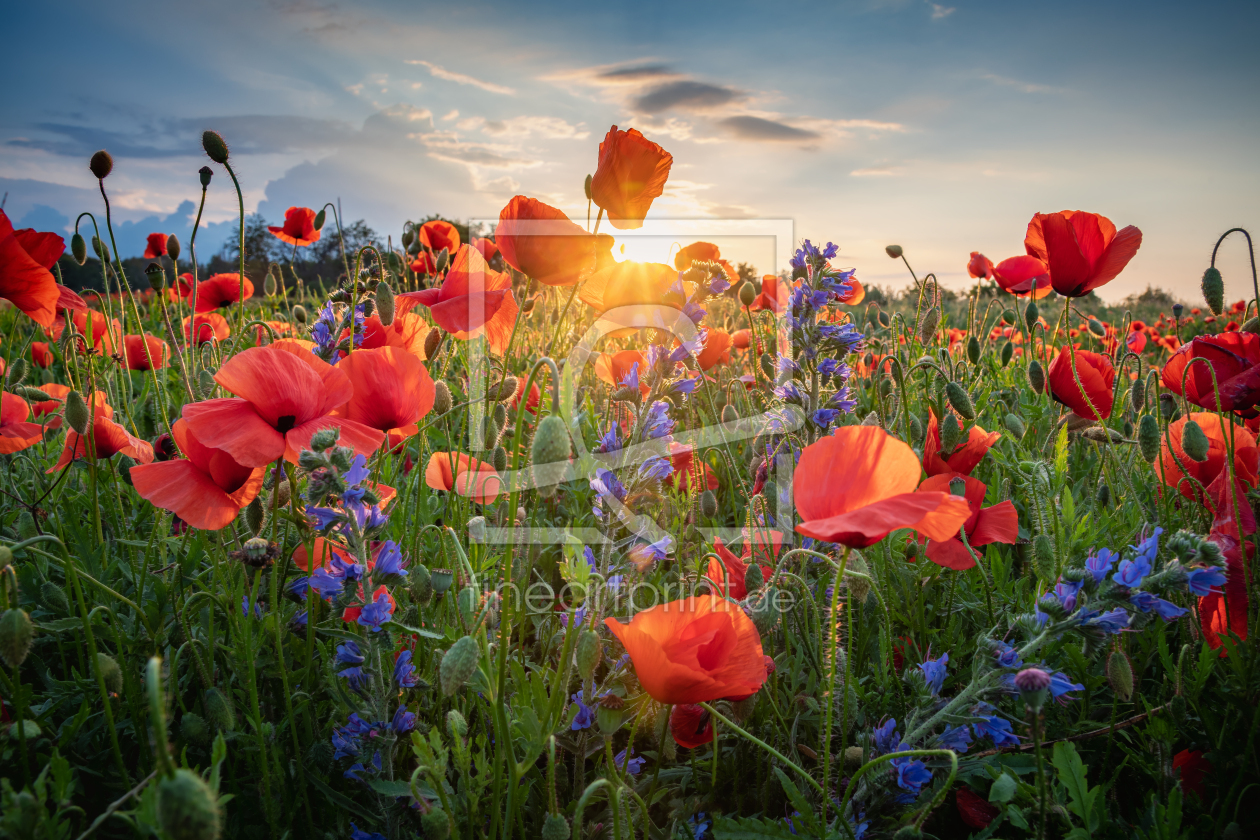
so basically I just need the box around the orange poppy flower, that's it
[409,251,437,276]
[510,377,540,415]
[1126,330,1147,354]
[991,255,1051,299]
[749,275,790,314]
[471,235,498,263]
[580,261,681,318]
[0,210,60,328]
[1024,210,1142,298]
[967,252,994,280]
[29,383,69,430]
[1201,522,1251,651]
[424,452,502,504]
[1046,346,1115,420]
[914,473,1018,570]
[181,344,384,468]
[732,329,752,350]
[397,245,518,355]
[193,273,254,312]
[47,397,154,473]
[1162,332,1260,415]
[333,347,435,440]
[705,537,771,600]
[184,312,230,345]
[669,704,714,748]
[696,329,733,371]
[674,241,721,271]
[123,334,168,371]
[130,418,265,530]
[1158,413,1259,504]
[30,342,54,368]
[419,220,460,254]
[836,275,865,306]
[354,309,431,359]
[496,196,597,287]
[0,392,44,454]
[595,349,650,394]
[267,207,321,247]
[590,126,673,230]
[144,233,168,260]
[603,594,766,705]
[922,411,1001,477]
[794,426,971,548]
[668,441,720,494]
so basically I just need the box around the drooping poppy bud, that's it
[966,336,980,364]
[203,687,236,732]
[0,608,33,668]
[1087,319,1106,337]
[1024,300,1039,331]
[202,130,230,164]
[1000,341,1013,367]
[1201,267,1224,315]
[531,414,571,495]
[1003,413,1025,439]
[1027,360,1046,394]
[739,281,757,307]
[1181,420,1210,462]
[71,233,87,265]
[314,208,326,230]
[156,769,222,840]
[940,413,961,453]
[946,382,974,420]
[433,380,452,415]
[886,244,903,258]
[64,390,90,435]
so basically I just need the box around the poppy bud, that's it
[117,454,137,485]
[65,390,91,435]
[908,415,924,445]
[5,357,25,388]
[375,280,395,326]
[157,768,222,840]
[1087,319,1106,337]
[744,561,764,594]
[885,244,903,259]
[409,563,434,606]
[843,745,865,771]
[0,547,10,569]
[966,335,980,364]
[1003,413,1026,439]
[181,712,210,746]
[71,233,88,265]
[198,166,213,187]
[1027,359,1045,394]
[531,414,571,493]
[878,311,891,328]
[1000,341,1013,367]
[721,404,738,424]
[17,386,51,403]
[243,497,266,536]
[481,415,500,450]
[457,585,480,620]
[747,586,779,633]
[0,609,33,668]
[440,635,478,695]
[845,552,870,603]
[91,235,109,261]
[421,809,453,840]
[198,369,217,399]
[401,228,414,249]
[1002,308,1017,325]
[759,352,774,380]
[1024,300,1039,331]
[699,489,718,519]
[314,208,326,230]
[97,652,123,695]
[203,687,236,732]
[738,281,757,307]
[1096,482,1110,508]
[918,308,940,343]
[860,411,880,426]
[945,381,974,420]
[1123,419,1134,438]
[360,297,375,319]
[879,379,893,397]
[1244,316,1260,334]
[1106,650,1133,701]
[1223,825,1243,840]
[1131,377,1146,411]
[40,582,69,615]
[583,173,593,201]
[145,262,166,291]
[89,149,113,179]
[1158,392,1178,420]
[542,814,569,840]
[1181,420,1209,462]
[1032,534,1055,582]
[424,328,444,360]
[435,247,450,274]
[939,413,961,453]
[522,296,537,314]
[1137,414,1161,462]
[1201,267,1224,315]
[167,234,181,261]
[433,381,452,415]
[201,130,230,164]
[576,630,602,680]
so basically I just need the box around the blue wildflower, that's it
[1186,566,1226,596]
[357,592,394,632]
[241,594,264,619]
[394,649,419,689]
[628,535,672,568]
[1048,670,1084,699]
[891,755,932,799]
[638,455,674,481]
[614,746,645,775]
[1054,579,1082,611]
[709,273,730,294]
[570,692,595,730]
[993,640,1024,669]
[773,381,804,404]
[1114,555,1151,588]
[642,400,675,440]
[618,362,640,392]
[812,408,841,428]
[1130,590,1188,621]
[373,540,407,580]
[688,812,711,840]
[344,751,382,781]
[1134,527,1163,565]
[937,724,972,753]
[1080,606,1130,634]
[391,705,416,734]
[305,505,341,530]
[919,652,949,695]
[350,824,387,840]
[972,712,1020,747]
[1085,548,1119,583]
[872,718,901,754]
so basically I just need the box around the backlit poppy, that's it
[409,251,437,276]
[193,273,254,312]
[30,342,53,368]
[355,308,432,360]
[705,537,770,600]
[991,255,1052,299]
[47,309,121,353]
[922,411,1001,477]
[47,396,154,473]
[732,329,752,350]
[144,233,168,260]
[123,334,168,371]
[419,220,460,254]
[914,473,1018,570]
[130,419,265,530]
[603,594,766,705]
[580,260,682,318]
[1162,332,1260,416]
[396,245,519,356]
[794,426,971,548]
[1126,330,1148,354]
[0,392,44,454]
[590,126,673,230]
[967,252,994,280]
[669,704,713,749]
[184,312,230,344]
[267,207,321,247]
[496,196,596,287]
[696,329,733,371]
[0,209,60,327]
[836,276,865,306]
[471,235,498,263]
[674,241,721,271]
[749,275,790,314]
[668,441,720,494]
[1201,522,1250,651]
[333,347,435,440]
[595,349,650,395]
[181,343,384,468]
[1024,211,1142,298]
[1158,413,1258,504]
[424,452,502,504]
[1046,346,1115,420]
[510,377,540,416]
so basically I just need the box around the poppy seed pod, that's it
[198,166,213,187]
[0,609,33,669]
[1087,319,1106,337]
[1138,414,1161,462]
[440,635,478,695]
[542,814,569,840]
[64,390,91,435]
[945,381,974,420]
[166,234,181,261]
[1027,359,1046,394]
[966,335,980,364]
[71,233,88,265]
[1000,340,1013,367]
[1201,267,1224,316]
[89,150,113,179]
[576,629,602,680]
[201,130,229,164]
[433,381,452,415]
[739,281,757,307]
[204,687,236,731]
[157,768,222,840]
[1181,420,1210,462]
[145,262,166,291]
[1106,649,1134,701]
[885,244,903,259]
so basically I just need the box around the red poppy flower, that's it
[732,329,751,350]
[1172,750,1212,798]
[956,788,999,829]
[397,245,519,355]
[595,349,650,394]
[697,329,733,371]
[1126,330,1148,354]
[409,251,437,276]
[674,241,721,271]
[914,473,1018,570]
[705,537,771,600]
[1201,508,1251,651]
[794,426,972,548]
[29,383,70,430]
[1162,332,1260,416]
[0,392,44,454]
[991,255,1052,299]
[496,196,597,287]
[144,233,168,260]
[668,441,720,494]
[30,342,54,368]
[46,309,121,353]
[580,261,682,322]
[294,537,396,623]
[123,334,168,371]
[1024,211,1142,298]
[1046,346,1115,420]
[510,377,540,415]
[181,343,384,468]
[669,704,714,749]
[184,312,230,345]
[0,209,61,327]
[603,594,767,705]
[471,236,498,263]
[590,126,673,230]
[836,276,865,306]
[267,207,321,247]
[47,397,154,473]
[354,309,432,360]
[419,220,461,254]
[1158,413,1259,505]
[193,273,254,312]
[922,411,1001,477]
[333,347,435,440]
[749,275,790,314]
[130,418,265,530]
[967,252,994,280]
[424,452,502,504]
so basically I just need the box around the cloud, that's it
[405,60,515,95]
[633,80,745,114]
[850,166,906,177]
[979,73,1063,95]
[928,2,955,19]
[718,116,821,143]
[461,115,590,140]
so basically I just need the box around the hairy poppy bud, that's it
[145,262,166,291]
[531,414,571,495]
[424,328,443,360]
[1024,300,1039,331]
[844,745,865,771]
[422,810,453,840]
[410,563,434,606]
[747,587,779,633]
[433,381,452,415]
[918,308,940,343]
[289,305,307,327]
[879,378,893,397]
[117,454,137,485]
[375,280,394,326]
[1106,649,1133,701]
[759,352,774,380]
[203,687,236,732]
[1158,391,1178,420]
[181,712,210,746]
[481,415,500,450]
[1002,308,1017,325]
[885,244,903,259]
[699,489,718,519]
[89,150,113,179]
[5,357,25,388]
[576,630,602,681]
[1131,376,1146,411]
[1087,319,1106,337]
[966,335,980,364]
[939,413,961,453]
[542,813,569,840]
[738,281,757,307]
[457,585,480,620]
[845,552,870,603]
[157,768,222,840]
[1181,420,1209,462]
[40,582,69,614]
[1032,534,1055,582]
[198,369,217,399]
[71,233,88,265]
[65,390,90,435]
[721,404,738,424]
[91,235,107,260]
[583,173,593,201]
[1244,316,1260,334]
[1096,482,1111,507]
[1000,340,1014,367]
[522,296,537,314]
[877,310,890,329]
[0,609,34,668]
[97,652,123,695]
[17,386,50,403]
[743,561,764,594]
[1004,413,1026,439]
[492,444,507,472]
[908,414,924,445]
[1138,414,1161,462]
[1201,267,1224,315]
[440,635,478,695]
[243,497,266,536]
[201,130,229,164]
[1027,359,1045,394]
[198,166,213,187]
[945,381,974,420]
[166,234,181,261]
[860,411,880,426]
[314,208,326,230]
[434,247,450,274]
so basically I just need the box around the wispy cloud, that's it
[850,165,906,177]
[979,72,1064,95]
[928,2,955,20]
[405,60,515,95]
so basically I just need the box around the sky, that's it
[2,0,1259,303]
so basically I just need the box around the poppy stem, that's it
[698,702,825,797]
[221,161,248,342]
[821,548,849,825]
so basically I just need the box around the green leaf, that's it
[38,618,86,632]
[1053,741,1102,835]
[308,773,378,823]
[712,815,800,840]
[990,772,1018,804]
[771,768,820,836]
[1055,423,1069,477]
[382,621,444,640]
[368,778,416,799]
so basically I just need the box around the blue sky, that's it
[2,0,1258,301]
